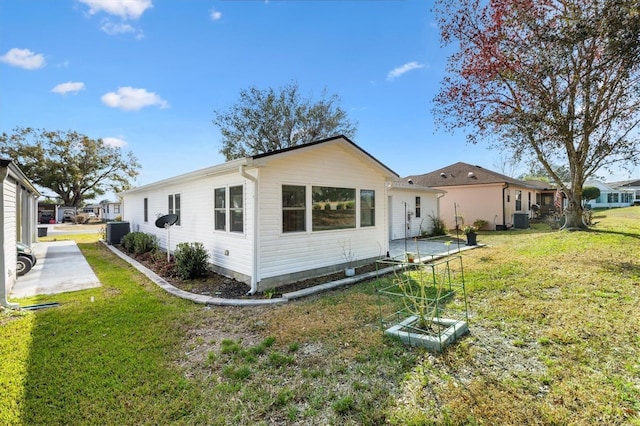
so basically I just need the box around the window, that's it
[114,205,120,214]
[312,186,356,231]
[214,186,244,233]
[361,190,375,227]
[230,185,243,233]
[143,198,148,222]
[214,188,226,231]
[607,193,619,203]
[415,196,421,218]
[283,185,306,232]
[168,193,181,225]
[515,190,522,211]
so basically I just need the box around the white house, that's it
[387,180,445,240]
[608,179,640,206]
[584,180,636,209]
[1,159,40,307]
[100,201,122,220]
[120,136,445,294]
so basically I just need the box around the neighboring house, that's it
[583,179,636,209]
[607,178,640,206]
[387,180,445,240]
[406,162,540,230]
[81,204,101,217]
[100,202,122,220]
[119,136,428,293]
[1,158,40,307]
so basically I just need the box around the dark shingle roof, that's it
[406,162,537,189]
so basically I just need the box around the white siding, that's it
[123,170,255,282]
[3,177,18,296]
[257,143,389,282]
[388,190,440,240]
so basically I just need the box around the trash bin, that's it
[38,227,47,237]
[106,221,130,245]
[513,212,530,229]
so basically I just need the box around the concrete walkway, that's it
[10,240,101,299]
[9,237,480,306]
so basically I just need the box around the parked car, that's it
[63,209,75,222]
[39,211,54,224]
[17,242,37,276]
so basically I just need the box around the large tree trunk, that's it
[563,191,587,229]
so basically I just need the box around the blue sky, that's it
[1,0,636,201]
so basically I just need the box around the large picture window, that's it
[312,186,355,231]
[168,193,181,225]
[283,185,306,232]
[214,188,226,231]
[361,190,375,227]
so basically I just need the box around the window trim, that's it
[282,184,306,233]
[214,187,226,231]
[214,185,244,234]
[168,193,181,226]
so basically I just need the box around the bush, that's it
[429,213,447,236]
[121,232,158,256]
[174,242,210,280]
[74,213,89,224]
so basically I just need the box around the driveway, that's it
[10,240,101,299]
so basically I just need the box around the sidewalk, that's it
[10,240,101,299]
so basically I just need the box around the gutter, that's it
[239,164,259,295]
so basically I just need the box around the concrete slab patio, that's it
[10,240,101,299]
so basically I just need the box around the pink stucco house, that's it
[406,162,540,230]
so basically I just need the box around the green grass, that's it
[2,207,640,425]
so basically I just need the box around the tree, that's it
[0,128,140,207]
[582,186,601,203]
[433,0,640,229]
[213,82,357,160]
[520,162,571,182]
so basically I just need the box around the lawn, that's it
[1,208,639,425]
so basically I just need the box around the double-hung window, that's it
[282,185,306,233]
[168,193,181,225]
[415,196,421,218]
[361,190,375,227]
[515,190,522,211]
[214,186,244,233]
[214,188,226,231]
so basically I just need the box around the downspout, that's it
[239,164,259,294]
[502,183,509,230]
[0,165,19,308]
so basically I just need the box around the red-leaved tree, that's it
[433,0,640,228]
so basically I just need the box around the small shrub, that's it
[428,213,447,236]
[174,242,210,280]
[74,213,89,224]
[121,232,158,256]
[324,203,331,210]
[336,203,344,210]
[473,219,489,230]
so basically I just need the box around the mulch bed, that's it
[115,245,381,299]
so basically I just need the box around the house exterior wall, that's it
[584,180,635,208]
[434,183,536,230]
[121,138,398,291]
[1,161,40,307]
[388,189,441,240]
[122,169,255,283]
[255,143,390,288]
[101,202,122,220]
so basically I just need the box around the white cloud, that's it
[51,81,85,95]
[103,137,128,148]
[387,61,425,81]
[210,9,222,21]
[101,86,169,111]
[78,0,152,20]
[0,48,45,70]
[100,19,144,38]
